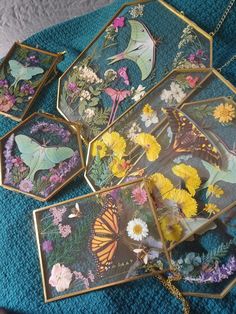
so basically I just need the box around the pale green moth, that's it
[15,134,74,181]
[9,60,44,88]
[107,20,156,80]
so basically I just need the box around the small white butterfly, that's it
[68,203,82,219]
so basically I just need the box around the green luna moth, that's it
[107,20,156,81]
[9,60,44,88]
[15,135,74,181]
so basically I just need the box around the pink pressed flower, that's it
[118,67,130,85]
[49,174,62,184]
[0,94,16,112]
[186,76,199,88]
[50,206,66,225]
[196,49,204,57]
[49,263,72,292]
[41,176,48,181]
[188,53,196,63]
[42,240,53,253]
[112,16,125,31]
[19,179,33,193]
[132,187,148,205]
[67,82,78,92]
[12,156,23,167]
[58,224,71,238]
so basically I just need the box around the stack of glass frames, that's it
[0,42,63,121]
[57,0,212,144]
[85,68,236,297]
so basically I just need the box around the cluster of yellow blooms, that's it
[91,131,161,178]
[149,164,224,243]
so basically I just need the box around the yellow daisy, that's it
[91,140,107,158]
[109,158,130,178]
[207,184,224,198]
[160,216,183,243]
[204,203,220,215]
[172,163,201,196]
[166,189,198,218]
[149,173,174,199]
[142,104,154,116]
[134,133,161,161]
[102,131,126,159]
[213,102,235,124]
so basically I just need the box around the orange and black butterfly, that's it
[90,195,119,275]
[165,108,222,167]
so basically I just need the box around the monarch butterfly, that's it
[165,108,222,167]
[90,195,119,274]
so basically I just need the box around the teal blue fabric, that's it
[0,1,235,313]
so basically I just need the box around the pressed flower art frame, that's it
[0,112,84,201]
[57,0,213,144]
[168,204,236,298]
[33,179,172,303]
[0,42,63,121]
[85,68,236,192]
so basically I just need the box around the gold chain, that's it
[210,0,236,36]
[218,54,236,72]
[155,273,190,314]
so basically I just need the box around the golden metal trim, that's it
[0,112,85,201]
[0,42,63,121]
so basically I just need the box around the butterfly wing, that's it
[45,146,74,164]
[90,195,119,274]
[166,108,222,167]
[15,135,74,181]
[107,20,155,81]
[9,60,44,87]
[127,20,155,80]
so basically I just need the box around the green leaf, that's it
[78,100,87,116]
[88,97,99,107]
[89,155,112,188]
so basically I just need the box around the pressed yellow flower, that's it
[213,102,235,124]
[134,133,161,161]
[167,189,198,218]
[102,131,126,159]
[160,216,183,243]
[149,173,174,199]
[109,158,130,178]
[172,163,201,196]
[204,203,220,215]
[142,103,154,116]
[91,140,107,158]
[207,184,224,198]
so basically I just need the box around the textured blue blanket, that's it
[0,1,235,313]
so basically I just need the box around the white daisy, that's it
[127,218,149,241]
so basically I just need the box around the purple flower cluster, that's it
[185,256,236,284]
[30,121,71,143]
[0,79,9,89]
[188,49,205,64]
[3,134,15,184]
[20,83,35,96]
[26,54,40,65]
[42,151,80,197]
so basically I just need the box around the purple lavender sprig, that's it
[30,121,71,143]
[42,150,80,197]
[3,134,15,184]
[185,256,236,284]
